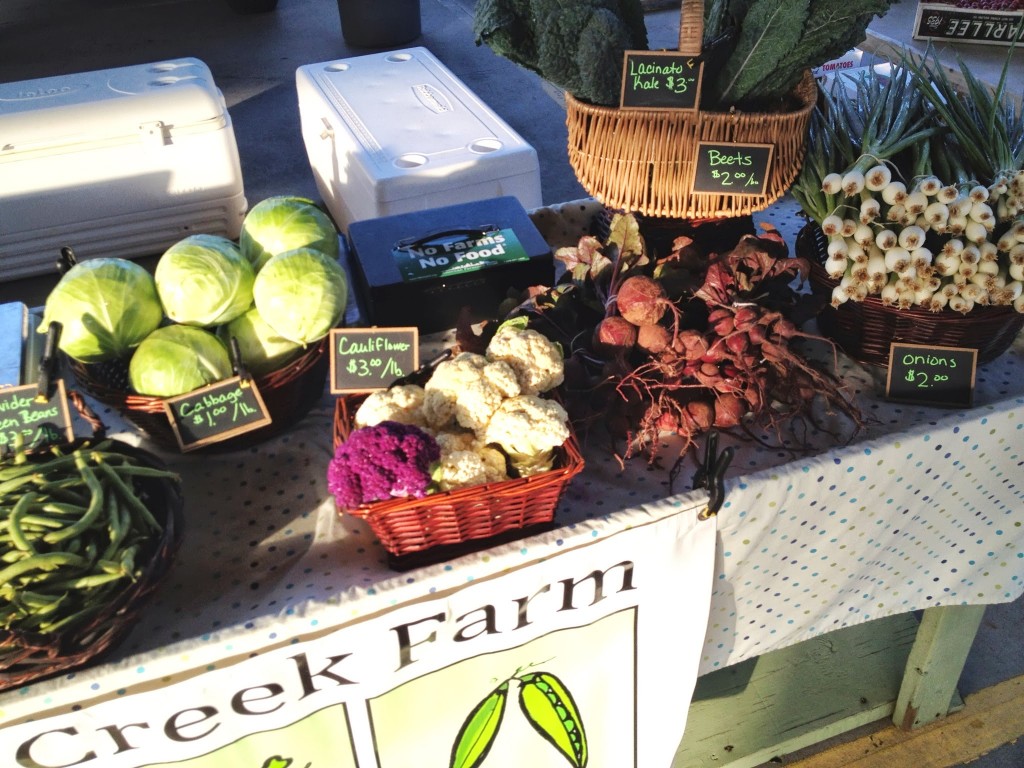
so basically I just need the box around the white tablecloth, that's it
[1,200,1022,730]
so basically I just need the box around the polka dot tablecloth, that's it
[2,199,1022,726]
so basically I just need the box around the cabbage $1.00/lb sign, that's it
[393,228,529,283]
[164,377,271,451]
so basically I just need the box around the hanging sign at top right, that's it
[913,3,1023,46]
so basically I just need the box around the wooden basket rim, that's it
[564,68,818,120]
[70,337,328,415]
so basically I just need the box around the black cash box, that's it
[345,196,554,333]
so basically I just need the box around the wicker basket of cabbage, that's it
[41,196,347,450]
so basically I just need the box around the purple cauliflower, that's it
[328,420,441,509]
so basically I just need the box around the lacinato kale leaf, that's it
[706,0,898,109]
[474,0,649,106]
[714,0,811,108]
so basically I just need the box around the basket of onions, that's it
[790,50,1024,366]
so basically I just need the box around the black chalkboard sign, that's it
[692,142,774,195]
[620,51,703,110]
[329,327,420,394]
[885,343,977,408]
[164,376,272,451]
[0,381,73,456]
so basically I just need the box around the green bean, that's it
[119,545,138,581]
[1,548,28,564]
[93,455,162,533]
[8,492,42,553]
[40,452,105,544]
[0,472,45,497]
[9,513,67,530]
[0,455,78,487]
[103,464,179,480]
[101,490,129,562]
[34,481,90,507]
[44,570,127,591]
[5,588,68,616]
[0,551,89,587]
[38,500,90,516]
[95,558,126,576]
[36,601,108,634]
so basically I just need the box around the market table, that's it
[1,200,1022,768]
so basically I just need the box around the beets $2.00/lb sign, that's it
[693,141,774,196]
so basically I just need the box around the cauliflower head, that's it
[433,445,508,492]
[422,352,520,432]
[483,394,570,476]
[327,421,440,509]
[485,325,564,395]
[353,385,427,429]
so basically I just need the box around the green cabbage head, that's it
[38,258,164,363]
[253,247,348,346]
[129,325,233,397]
[240,196,339,272]
[155,234,255,327]
[219,306,304,378]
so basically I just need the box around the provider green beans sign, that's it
[0,381,73,455]
[392,228,528,283]
[620,51,703,110]
[693,141,773,195]
[329,327,419,393]
[885,343,977,408]
[164,377,272,451]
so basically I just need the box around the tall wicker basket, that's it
[565,0,817,219]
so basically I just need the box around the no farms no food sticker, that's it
[392,228,528,282]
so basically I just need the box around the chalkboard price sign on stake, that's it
[330,327,420,394]
[620,50,703,110]
[0,380,74,456]
[692,141,774,196]
[164,377,272,452]
[885,342,977,408]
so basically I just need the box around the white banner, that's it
[3,504,714,768]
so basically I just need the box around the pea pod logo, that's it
[450,669,588,768]
[260,757,310,768]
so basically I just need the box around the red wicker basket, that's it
[67,338,329,451]
[798,224,1024,367]
[0,439,184,691]
[332,394,585,568]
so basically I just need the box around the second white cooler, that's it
[296,47,543,231]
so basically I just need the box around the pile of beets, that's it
[460,213,863,469]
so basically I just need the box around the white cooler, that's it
[296,47,543,232]
[0,58,247,281]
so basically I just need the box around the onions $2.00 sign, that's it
[885,343,977,408]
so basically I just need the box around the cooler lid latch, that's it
[139,120,169,147]
[319,117,334,141]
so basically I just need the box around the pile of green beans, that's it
[0,440,179,642]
